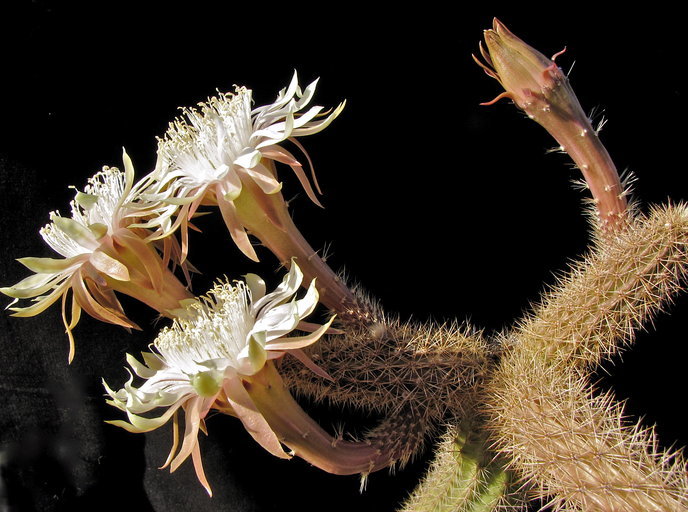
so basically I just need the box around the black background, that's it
[1,2,686,511]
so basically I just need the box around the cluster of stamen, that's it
[78,167,127,226]
[154,281,252,374]
[39,167,128,258]
[156,88,253,188]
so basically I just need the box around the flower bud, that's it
[474,19,628,231]
[476,18,584,123]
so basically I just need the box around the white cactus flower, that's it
[1,153,140,358]
[104,262,334,495]
[137,71,345,261]
[1,150,194,361]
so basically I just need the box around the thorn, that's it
[566,60,576,77]
[359,473,369,493]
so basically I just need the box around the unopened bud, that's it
[475,18,584,124]
[474,18,628,232]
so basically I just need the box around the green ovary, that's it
[191,371,222,397]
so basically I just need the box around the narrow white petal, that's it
[233,148,262,169]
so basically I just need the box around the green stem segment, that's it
[400,421,510,512]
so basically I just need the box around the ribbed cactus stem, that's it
[400,420,512,512]
[487,355,688,511]
[484,205,688,510]
[363,406,433,471]
[522,204,688,368]
[282,302,492,422]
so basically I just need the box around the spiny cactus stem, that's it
[579,241,672,318]
[486,357,688,511]
[282,316,491,423]
[244,361,397,476]
[485,207,688,510]
[525,206,688,366]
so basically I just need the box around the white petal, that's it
[233,148,262,169]
[90,251,130,281]
[294,278,319,318]
[253,301,301,341]
[293,78,319,110]
[251,262,302,314]
[244,273,266,302]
